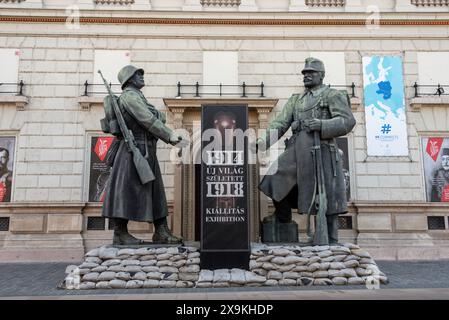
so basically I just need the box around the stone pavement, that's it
[1,260,449,299]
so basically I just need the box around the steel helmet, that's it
[117,65,144,89]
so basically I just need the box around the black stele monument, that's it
[200,105,250,270]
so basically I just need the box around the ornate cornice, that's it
[1,15,449,26]
[411,0,449,6]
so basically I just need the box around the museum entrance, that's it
[164,98,278,242]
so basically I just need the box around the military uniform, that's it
[258,58,356,243]
[102,85,173,222]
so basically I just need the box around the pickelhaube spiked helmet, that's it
[117,65,144,89]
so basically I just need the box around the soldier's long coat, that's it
[259,85,356,216]
[102,87,173,222]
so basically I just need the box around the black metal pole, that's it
[260,82,265,97]
[351,82,356,98]
[18,80,24,96]
[413,82,419,98]
[220,83,222,97]
[177,81,181,98]
[242,82,247,98]
[83,80,88,96]
[437,84,443,96]
[195,82,200,97]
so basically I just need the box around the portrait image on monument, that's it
[0,136,15,203]
[255,57,356,245]
[422,137,449,202]
[88,136,116,202]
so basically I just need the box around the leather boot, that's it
[153,218,183,244]
[112,218,148,245]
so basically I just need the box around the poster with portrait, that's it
[422,137,449,202]
[336,137,351,201]
[89,136,116,202]
[0,136,15,203]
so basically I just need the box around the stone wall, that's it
[2,33,449,204]
[1,8,449,261]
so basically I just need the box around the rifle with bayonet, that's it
[98,70,156,185]
[310,99,329,245]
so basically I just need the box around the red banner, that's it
[426,138,443,162]
[94,137,114,162]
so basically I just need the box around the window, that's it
[0,49,20,95]
[417,52,449,95]
[338,216,353,230]
[310,52,346,87]
[427,216,445,230]
[87,217,106,230]
[0,217,9,231]
[203,51,238,95]
[93,50,131,95]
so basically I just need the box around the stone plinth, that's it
[261,220,299,243]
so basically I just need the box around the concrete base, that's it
[261,220,299,243]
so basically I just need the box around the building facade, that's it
[1,0,449,262]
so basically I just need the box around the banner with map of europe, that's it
[362,56,408,156]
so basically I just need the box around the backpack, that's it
[100,94,121,136]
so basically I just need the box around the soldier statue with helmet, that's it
[253,57,356,245]
[100,65,186,245]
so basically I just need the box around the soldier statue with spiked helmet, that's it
[253,57,356,245]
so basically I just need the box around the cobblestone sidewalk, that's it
[1,260,449,298]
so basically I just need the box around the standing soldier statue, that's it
[100,65,186,245]
[254,57,356,245]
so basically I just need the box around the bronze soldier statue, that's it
[101,65,185,245]
[254,57,356,244]
[431,148,449,202]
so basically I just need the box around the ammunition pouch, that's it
[102,95,122,137]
